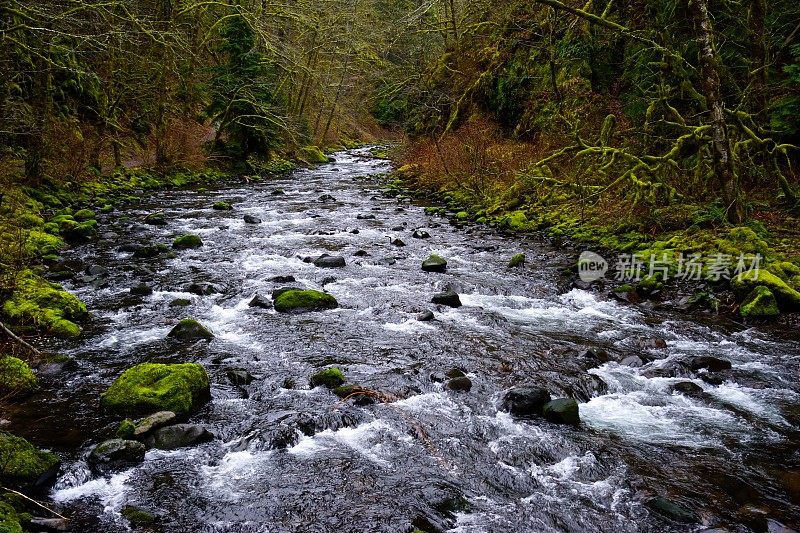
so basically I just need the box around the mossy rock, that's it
[274,289,338,313]
[298,145,329,165]
[508,253,525,268]
[310,368,345,388]
[73,209,96,221]
[133,244,169,258]
[542,398,580,425]
[116,419,136,439]
[172,234,203,249]
[455,211,470,221]
[212,201,232,211]
[731,270,800,310]
[59,219,98,244]
[502,211,529,231]
[0,499,23,533]
[167,319,214,341]
[121,506,156,527]
[2,270,86,338]
[169,298,192,307]
[100,362,211,417]
[740,286,780,318]
[422,254,447,273]
[0,431,60,488]
[0,356,37,398]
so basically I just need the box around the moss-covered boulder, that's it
[0,356,37,398]
[542,398,580,425]
[2,270,86,338]
[100,362,211,417]
[58,218,98,243]
[310,368,345,388]
[0,498,24,533]
[508,253,525,268]
[298,145,329,165]
[212,201,232,211]
[133,243,170,258]
[740,286,780,318]
[121,506,156,527]
[143,212,167,226]
[731,270,800,310]
[274,289,338,313]
[87,439,146,473]
[73,209,96,221]
[422,254,447,273]
[0,432,60,489]
[172,234,203,249]
[167,319,214,340]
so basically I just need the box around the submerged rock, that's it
[422,254,447,273]
[542,398,580,425]
[269,275,296,283]
[501,386,552,418]
[121,506,156,527]
[130,284,153,296]
[226,368,255,385]
[132,243,169,258]
[688,356,732,373]
[185,282,219,296]
[143,212,167,226]
[0,431,60,489]
[88,439,146,473]
[167,319,214,340]
[145,424,213,450]
[100,362,211,417]
[310,367,346,388]
[646,496,697,523]
[446,376,472,392]
[274,289,338,313]
[417,310,434,322]
[431,289,461,308]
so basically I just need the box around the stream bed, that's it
[6,148,800,532]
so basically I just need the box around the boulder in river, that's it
[212,201,233,211]
[172,234,203,249]
[412,230,430,239]
[145,424,213,450]
[508,253,526,268]
[133,244,169,258]
[248,294,273,309]
[688,356,732,373]
[269,275,296,283]
[226,368,255,385]
[273,289,338,313]
[143,212,167,226]
[167,318,214,340]
[88,439,146,473]
[169,298,191,307]
[313,254,346,268]
[100,362,211,417]
[310,367,346,388]
[446,376,472,392]
[542,398,580,425]
[391,238,406,247]
[731,270,800,310]
[131,411,178,438]
[186,282,220,295]
[0,431,60,489]
[670,381,705,397]
[417,310,434,322]
[501,386,552,418]
[130,284,153,296]
[0,355,38,399]
[431,289,461,308]
[243,215,262,224]
[422,254,447,273]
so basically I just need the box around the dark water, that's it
[6,148,800,532]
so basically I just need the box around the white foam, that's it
[52,469,133,512]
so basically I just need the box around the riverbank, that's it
[386,155,800,323]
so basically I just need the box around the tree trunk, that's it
[689,0,744,223]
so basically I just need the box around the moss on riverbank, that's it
[390,165,800,318]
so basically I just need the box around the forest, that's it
[1,0,800,531]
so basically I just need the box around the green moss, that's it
[502,210,529,231]
[0,356,37,398]
[169,298,192,307]
[0,431,59,487]
[121,506,156,526]
[100,362,211,417]
[455,211,470,220]
[212,201,232,211]
[172,234,203,249]
[23,230,64,258]
[508,253,525,268]
[59,219,97,243]
[638,274,664,292]
[298,145,329,165]
[310,368,346,388]
[731,270,800,310]
[740,286,780,318]
[0,500,22,533]
[73,209,96,221]
[116,419,136,439]
[274,289,339,313]
[2,270,86,337]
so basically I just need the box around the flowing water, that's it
[6,148,800,532]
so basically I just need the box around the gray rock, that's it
[248,294,273,309]
[130,284,153,296]
[501,386,552,417]
[243,215,261,224]
[145,424,213,450]
[314,254,346,268]
[133,411,177,438]
[620,355,644,368]
[88,439,146,473]
[417,310,434,321]
[391,238,406,247]
[431,289,461,308]
[226,368,255,386]
[446,376,472,392]
[412,230,430,239]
